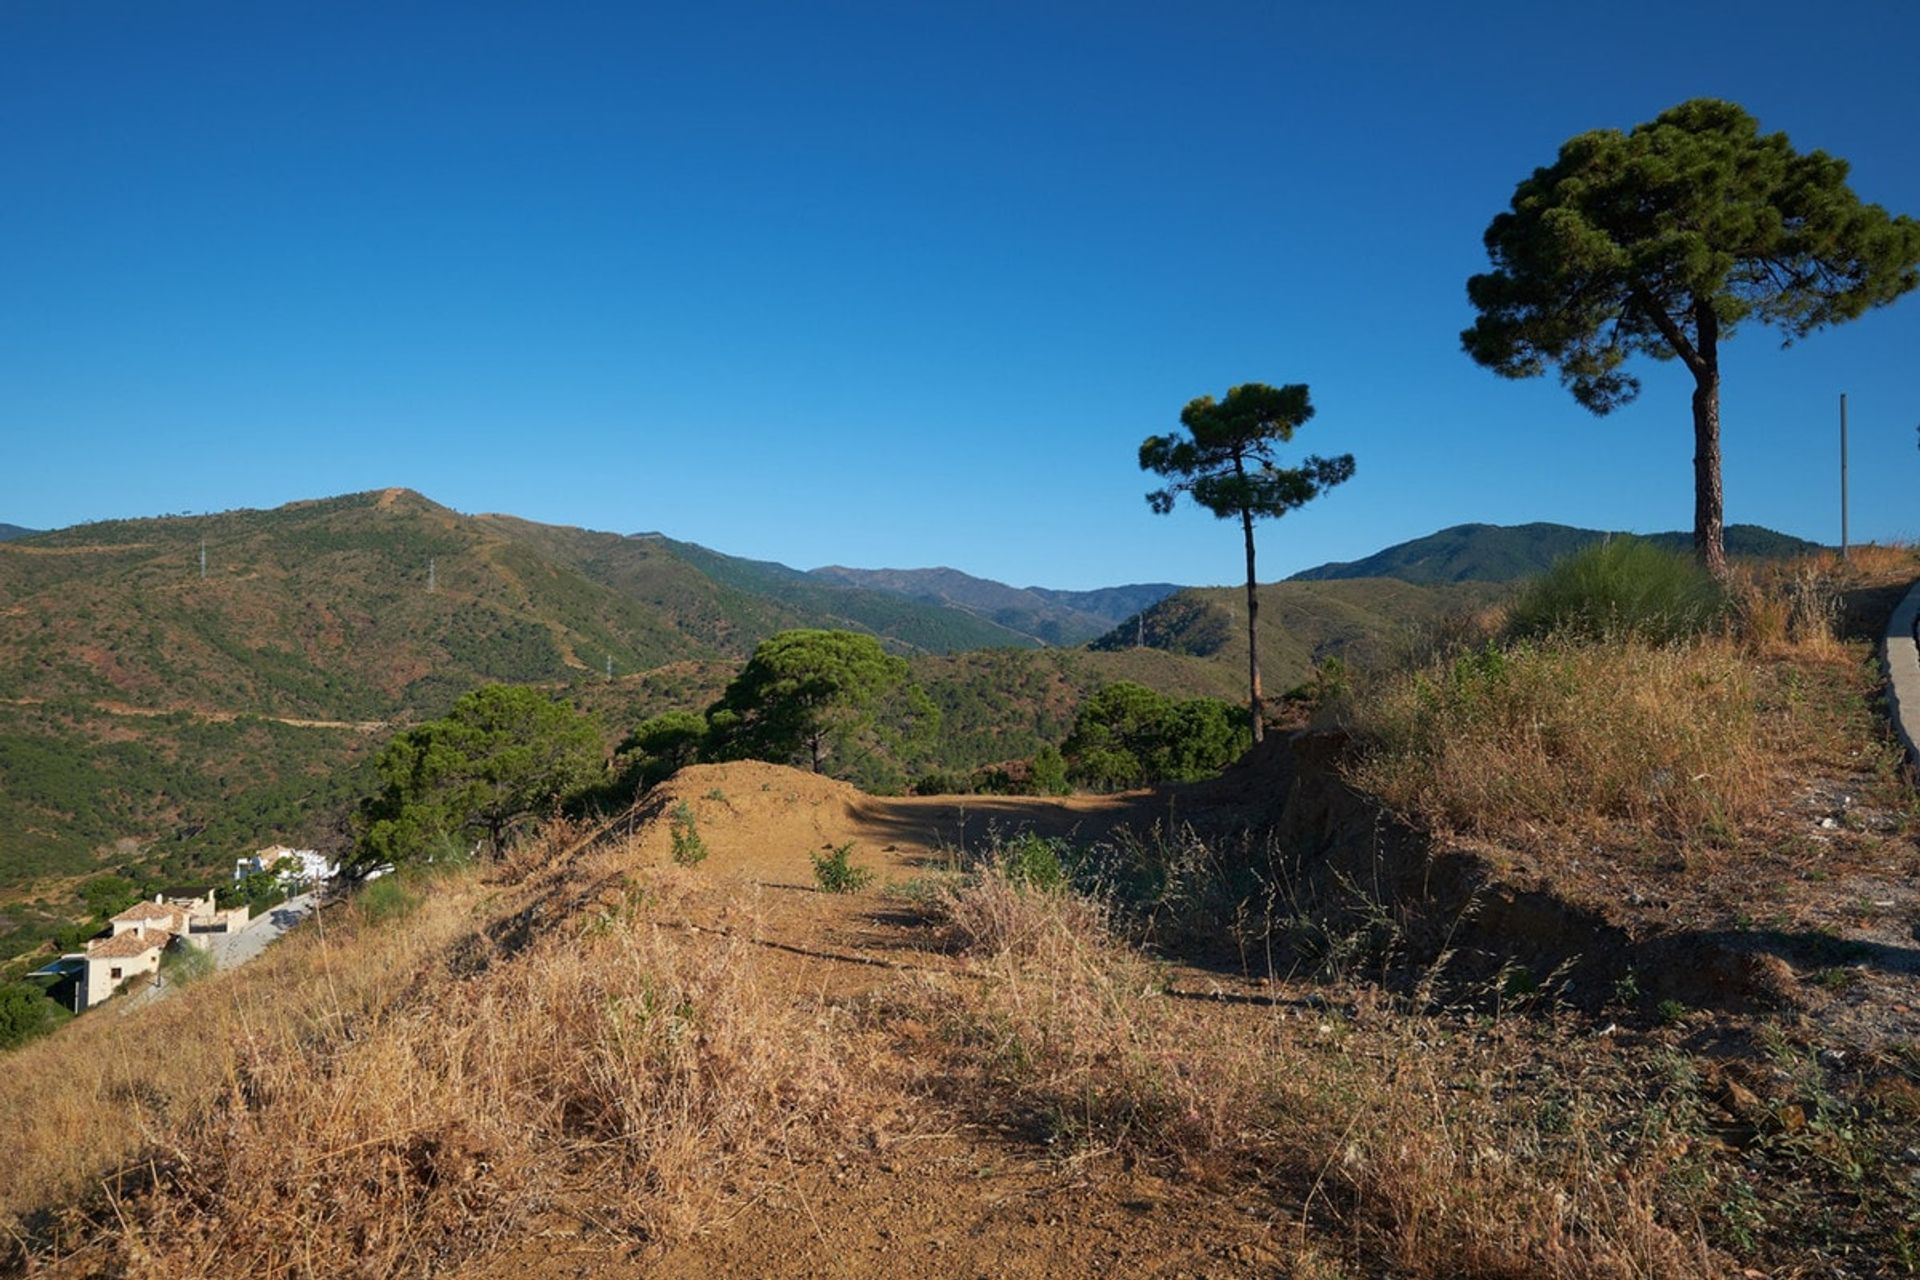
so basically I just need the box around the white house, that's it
[235,845,337,890]
[70,893,251,1007]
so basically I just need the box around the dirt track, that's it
[455,762,1298,1280]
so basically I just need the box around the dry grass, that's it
[1342,550,1916,853]
[912,873,1724,1278]
[5,857,860,1278]
[0,870,489,1237]
[1345,636,1762,842]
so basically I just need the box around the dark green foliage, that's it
[804,565,1180,647]
[1508,538,1726,644]
[0,701,375,895]
[158,942,215,988]
[646,535,1043,653]
[1140,385,1354,528]
[809,842,874,894]
[355,685,603,867]
[1140,382,1355,740]
[1091,591,1232,657]
[1464,98,1920,571]
[1062,681,1251,790]
[217,869,289,915]
[705,630,932,779]
[77,875,141,917]
[0,981,70,1050]
[1029,744,1070,797]
[617,710,709,791]
[1289,522,1822,585]
[996,832,1068,892]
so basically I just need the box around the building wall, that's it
[84,945,161,1007]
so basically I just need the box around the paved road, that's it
[207,890,319,969]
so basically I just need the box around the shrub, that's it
[996,832,1068,893]
[1508,537,1725,644]
[355,875,419,924]
[668,802,708,866]
[1063,681,1251,790]
[159,943,216,989]
[0,982,69,1051]
[809,842,874,894]
[1028,745,1070,796]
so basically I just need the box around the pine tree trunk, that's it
[1241,505,1264,745]
[1691,300,1727,578]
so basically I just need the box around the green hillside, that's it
[0,490,1056,910]
[806,565,1181,646]
[1289,522,1823,584]
[1093,578,1510,692]
[646,538,1042,652]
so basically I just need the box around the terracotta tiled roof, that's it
[111,900,188,927]
[87,929,169,960]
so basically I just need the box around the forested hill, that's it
[806,565,1181,646]
[1090,577,1509,687]
[0,489,1041,725]
[1288,522,1823,585]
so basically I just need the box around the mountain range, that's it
[1287,521,1823,584]
[0,494,1831,923]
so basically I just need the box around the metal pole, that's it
[1840,393,1849,561]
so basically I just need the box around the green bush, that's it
[1508,537,1725,644]
[668,801,708,866]
[1028,745,1070,796]
[0,981,70,1050]
[355,875,419,924]
[997,832,1068,892]
[810,842,875,894]
[159,943,216,988]
[1062,682,1251,790]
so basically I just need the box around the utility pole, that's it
[199,539,207,580]
[1840,394,1850,561]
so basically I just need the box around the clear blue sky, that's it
[4,1,1917,589]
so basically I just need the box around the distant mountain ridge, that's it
[807,564,1180,646]
[1288,522,1824,584]
[0,524,40,542]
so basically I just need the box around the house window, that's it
[110,967,123,979]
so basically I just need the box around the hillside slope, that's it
[809,564,1180,646]
[1290,521,1823,584]
[0,489,1045,725]
[1091,577,1508,691]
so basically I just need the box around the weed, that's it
[996,831,1068,892]
[669,801,708,866]
[810,842,874,894]
[356,874,419,923]
[1657,998,1690,1026]
[158,943,216,989]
